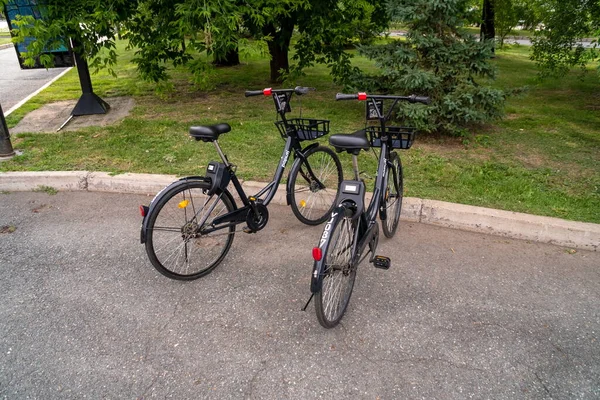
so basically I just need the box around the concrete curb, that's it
[1,171,598,252]
[0,43,13,51]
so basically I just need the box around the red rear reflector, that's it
[358,92,367,101]
[263,88,272,96]
[312,247,323,261]
[139,205,147,217]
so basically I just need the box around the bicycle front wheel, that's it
[145,180,236,280]
[288,145,343,225]
[381,151,403,238]
[315,211,357,328]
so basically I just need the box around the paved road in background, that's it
[1,191,599,399]
[0,47,69,113]
[388,31,596,48]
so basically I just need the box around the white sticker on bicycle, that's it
[344,184,358,193]
[319,212,338,247]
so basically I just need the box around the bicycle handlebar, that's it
[335,93,358,101]
[244,89,264,97]
[294,86,315,95]
[245,86,315,97]
[411,95,431,105]
[336,92,430,105]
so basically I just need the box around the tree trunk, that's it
[480,0,496,54]
[267,40,289,83]
[214,46,240,67]
[264,18,295,83]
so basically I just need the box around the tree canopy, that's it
[529,0,600,76]
[1,0,134,70]
[2,0,387,83]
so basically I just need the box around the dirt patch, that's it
[515,152,547,169]
[11,97,135,134]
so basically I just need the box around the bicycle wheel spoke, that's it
[150,225,183,233]
[145,182,236,280]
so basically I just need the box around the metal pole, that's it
[0,103,16,158]
[70,39,110,116]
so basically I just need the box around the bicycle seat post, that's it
[351,154,360,180]
[213,141,230,167]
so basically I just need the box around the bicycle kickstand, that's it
[301,293,315,311]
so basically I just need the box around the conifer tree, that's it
[349,0,505,135]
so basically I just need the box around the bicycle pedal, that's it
[372,255,391,270]
[242,226,256,234]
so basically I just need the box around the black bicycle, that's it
[306,92,429,328]
[140,87,343,280]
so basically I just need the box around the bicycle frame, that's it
[197,97,326,234]
[349,141,389,265]
[216,135,313,206]
[309,99,393,293]
[343,96,396,263]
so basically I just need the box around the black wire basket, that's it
[366,126,417,149]
[275,118,330,141]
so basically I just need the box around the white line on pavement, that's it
[5,66,73,117]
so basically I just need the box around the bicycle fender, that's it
[310,205,346,293]
[286,143,320,205]
[140,176,209,244]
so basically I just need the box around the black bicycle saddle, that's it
[189,123,231,142]
[329,129,370,154]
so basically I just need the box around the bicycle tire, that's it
[381,152,403,238]
[288,145,343,225]
[145,180,236,280]
[315,210,358,328]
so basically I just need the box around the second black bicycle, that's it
[140,87,343,280]
[307,92,430,328]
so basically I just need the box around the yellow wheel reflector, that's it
[300,200,307,208]
[178,200,190,209]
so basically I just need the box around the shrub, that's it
[347,0,506,135]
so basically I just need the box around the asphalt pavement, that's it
[0,47,69,113]
[0,191,599,399]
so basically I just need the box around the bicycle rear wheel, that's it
[381,151,403,238]
[145,180,235,280]
[288,145,343,225]
[315,211,357,328]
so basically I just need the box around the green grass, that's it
[1,41,599,224]
[32,185,58,195]
[407,45,600,223]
